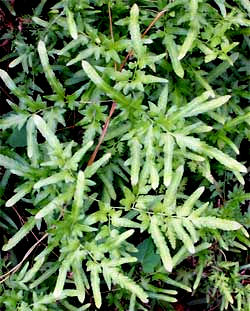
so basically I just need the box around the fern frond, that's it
[88,263,102,309]
[38,41,64,99]
[163,165,184,215]
[172,219,195,254]
[177,186,205,217]
[150,215,173,272]
[2,217,36,251]
[104,266,148,303]
[129,4,145,59]
[130,137,141,186]
[163,133,175,187]
[72,259,86,303]
[26,117,39,167]
[33,115,63,154]
[191,216,242,231]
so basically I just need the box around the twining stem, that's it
[87,7,167,166]
[0,233,48,283]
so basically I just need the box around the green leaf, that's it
[82,61,135,109]
[6,182,33,207]
[0,113,29,130]
[130,137,141,186]
[0,154,28,176]
[191,216,242,230]
[30,262,60,289]
[57,35,88,56]
[67,141,93,170]
[35,188,73,219]
[178,0,199,61]
[33,114,63,154]
[172,219,195,254]
[72,258,86,303]
[84,153,111,178]
[183,95,231,118]
[26,117,39,167]
[164,35,184,78]
[88,263,102,309]
[112,215,141,229]
[148,292,177,303]
[163,133,175,187]
[105,266,148,303]
[54,260,71,299]
[150,215,173,272]
[7,126,27,147]
[204,146,247,173]
[135,238,161,273]
[158,83,169,114]
[129,4,145,59]
[0,69,20,94]
[34,171,73,189]
[38,40,64,99]
[164,165,184,214]
[2,217,36,251]
[22,257,45,283]
[66,8,78,40]
[72,171,85,222]
[177,186,205,217]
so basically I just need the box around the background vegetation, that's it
[0,0,249,310]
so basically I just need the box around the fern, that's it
[0,0,249,310]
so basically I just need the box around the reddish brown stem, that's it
[87,8,167,166]
[87,102,117,166]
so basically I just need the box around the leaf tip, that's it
[2,244,9,252]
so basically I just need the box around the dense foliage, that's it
[0,0,249,310]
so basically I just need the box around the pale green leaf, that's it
[54,261,71,299]
[22,257,45,283]
[32,115,63,153]
[150,215,173,272]
[105,266,148,303]
[38,40,64,99]
[177,186,205,216]
[72,171,85,222]
[89,265,102,309]
[191,216,242,230]
[172,219,195,253]
[0,113,28,130]
[178,18,198,60]
[35,189,73,219]
[112,215,141,229]
[6,182,33,207]
[82,61,134,109]
[163,165,184,214]
[34,171,73,189]
[67,141,93,170]
[129,293,136,311]
[0,154,28,176]
[2,217,36,251]
[183,95,231,118]
[26,117,39,166]
[72,259,86,303]
[158,83,169,114]
[84,153,111,178]
[0,69,19,94]
[204,146,247,173]
[66,8,78,40]
[148,292,177,303]
[30,262,60,289]
[129,4,144,58]
[130,137,141,186]
[163,133,175,187]
[164,35,184,78]
[182,219,199,243]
